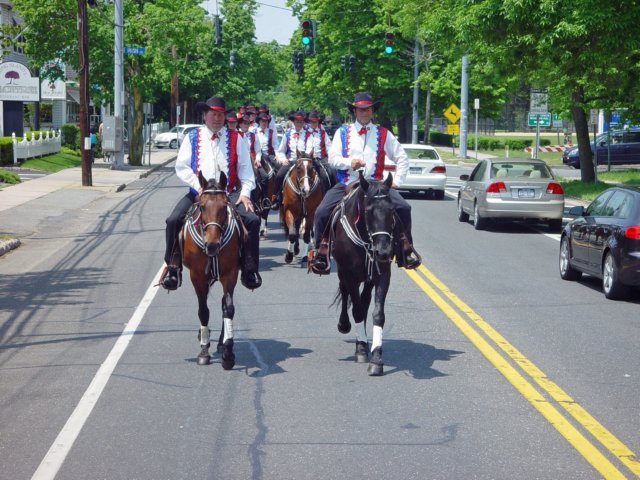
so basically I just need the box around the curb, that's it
[0,238,21,256]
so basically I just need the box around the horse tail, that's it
[330,287,352,310]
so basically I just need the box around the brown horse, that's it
[182,171,241,368]
[280,154,323,266]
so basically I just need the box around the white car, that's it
[154,124,201,149]
[384,144,447,199]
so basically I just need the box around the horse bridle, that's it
[362,192,395,244]
[199,188,229,236]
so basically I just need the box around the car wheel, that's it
[602,252,629,300]
[473,202,487,230]
[434,190,445,200]
[169,139,177,149]
[548,219,562,233]
[457,198,469,222]
[559,236,582,281]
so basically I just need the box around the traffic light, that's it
[384,32,394,54]
[214,15,222,45]
[340,55,347,71]
[230,50,236,69]
[292,51,304,76]
[348,54,356,73]
[301,19,316,54]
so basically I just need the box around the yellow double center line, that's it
[405,264,640,479]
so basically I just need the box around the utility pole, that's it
[411,38,419,144]
[78,0,91,186]
[114,0,124,168]
[459,55,469,159]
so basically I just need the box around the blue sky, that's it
[201,0,298,45]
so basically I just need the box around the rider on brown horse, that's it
[161,95,262,291]
[311,92,422,275]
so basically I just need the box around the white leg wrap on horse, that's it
[200,326,210,346]
[288,242,295,253]
[355,322,367,343]
[300,242,309,258]
[223,317,233,343]
[372,326,383,351]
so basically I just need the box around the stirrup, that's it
[311,252,331,275]
[158,264,181,291]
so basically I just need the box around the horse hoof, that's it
[285,252,294,264]
[367,363,383,376]
[337,321,351,334]
[300,257,308,268]
[216,343,224,354]
[221,353,236,370]
[197,354,210,366]
[354,341,368,363]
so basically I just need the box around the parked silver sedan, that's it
[457,158,565,231]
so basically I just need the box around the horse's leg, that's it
[284,210,296,264]
[293,218,301,256]
[299,218,309,267]
[219,291,236,370]
[337,278,351,334]
[368,268,391,376]
[193,277,211,366]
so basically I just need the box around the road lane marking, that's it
[31,266,164,480]
[405,265,638,479]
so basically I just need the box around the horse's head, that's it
[197,171,230,257]
[293,152,318,197]
[360,171,395,263]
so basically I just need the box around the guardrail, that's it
[12,130,62,164]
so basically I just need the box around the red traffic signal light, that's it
[302,19,312,45]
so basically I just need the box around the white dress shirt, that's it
[275,127,308,164]
[175,125,255,197]
[328,121,408,186]
[305,126,332,159]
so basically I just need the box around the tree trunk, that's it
[570,87,594,182]
[128,85,144,166]
[170,46,178,127]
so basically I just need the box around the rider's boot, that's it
[311,238,331,275]
[160,256,182,291]
[394,232,422,270]
[240,253,262,290]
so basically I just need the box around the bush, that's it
[61,123,80,149]
[429,131,453,147]
[0,137,13,164]
[0,168,20,184]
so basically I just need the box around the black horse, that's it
[332,172,395,376]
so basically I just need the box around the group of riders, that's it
[160,91,422,292]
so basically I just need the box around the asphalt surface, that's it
[0,150,177,257]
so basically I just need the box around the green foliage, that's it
[61,124,80,149]
[0,169,20,184]
[429,132,453,147]
[0,137,15,164]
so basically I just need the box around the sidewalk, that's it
[0,149,177,256]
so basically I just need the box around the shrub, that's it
[0,137,13,164]
[0,168,20,184]
[429,131,453,147]
[61,123,80,149]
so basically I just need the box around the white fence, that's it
[12,131,62,164]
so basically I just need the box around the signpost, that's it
[590,109,599,181]
[444,103,461,155]
[474,98,479,161]
[530,89,549,160]
[124,46,145,55]
[527,113,552,127]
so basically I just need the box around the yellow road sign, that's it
[447,124,459,134]
[444,103,461,124]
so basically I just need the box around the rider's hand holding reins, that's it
[351,158,366,170]
[237,194,254,213]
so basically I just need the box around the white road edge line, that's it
[31,266,164,480]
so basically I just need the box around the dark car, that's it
[562,128,640,168]
[559,186,640,299]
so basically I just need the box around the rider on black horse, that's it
[311,92,422,275]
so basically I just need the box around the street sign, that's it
[590,108,599,126]
[528,113,551,127]
[447,124,459,134]
[474,98,480,110]
[444,103,461,124]
[552,113,563,128]
[124,46,145,55]
[530,88,548,114]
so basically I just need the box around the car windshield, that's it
[490,162,552,179]
[404,148,439,160]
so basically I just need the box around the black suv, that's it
[562,128,640,168]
